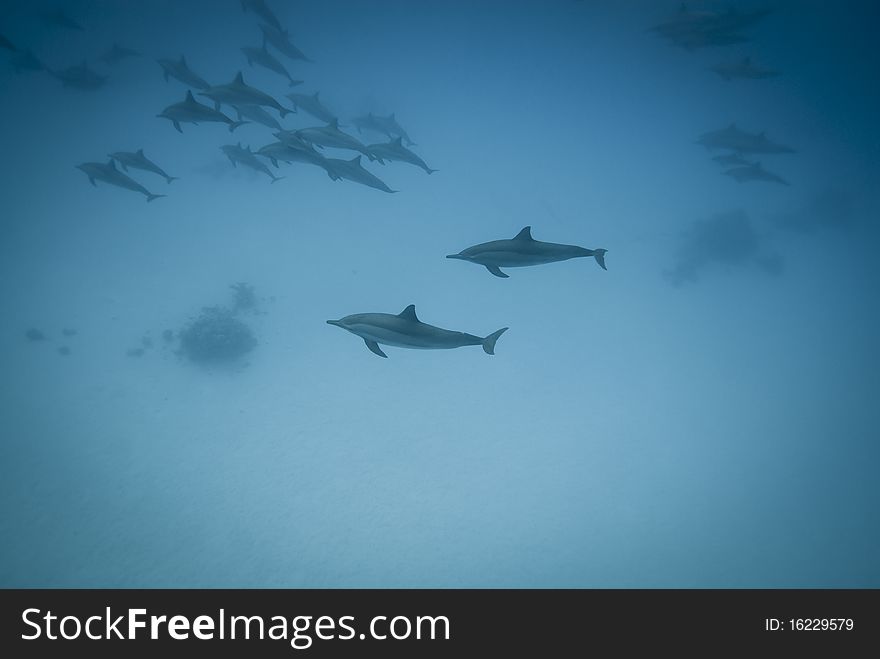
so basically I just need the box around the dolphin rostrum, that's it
[109,150,177,184]
[327,304,508,358]
[199,71,292,117]
[157,55,210,90]
[447,226,607,278]
[157,90,248,133]
[76,160,165,202]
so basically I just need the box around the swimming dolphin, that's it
[368,137,436,174]
[100,43,140,65]
[10,49,44,73]
[711,56,779,81]
[76,160,165,202]
[257,140,325,169]
[322,155,397,193]
[109,150,177,184]
[724,162,789,186]
[40,9,84,31]
[351,112,394,140]
[374,113,415,145]
[260,23,312,62]
[0,34,16,52]
[327,304,508,358]
[157,55,211,90]
[49,61,106,90]
[697,123,795,154]
[233,103,283,131]
[241,43,302,87]
[286,91,337,123]
[221,143,283,183]
[199,71,292,117]
[447,226,607,278]
[157,90,248,133]
[241,0,282,30]
[297,119,376,160]
[275,129,321,152]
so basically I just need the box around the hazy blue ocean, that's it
[1,0,877,587]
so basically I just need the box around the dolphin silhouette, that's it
[327,305,508,358]
[447,226,607,278]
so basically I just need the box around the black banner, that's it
[0,589,876,656]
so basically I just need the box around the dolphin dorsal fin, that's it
[180,55,187,65]
[136,149,144,156]
[513,226,533,241]
[350,155,362,166]
[313,91,320,100]
[392,136,403,146]
[389,113,396,120]
[185,90,196,103]
[234,71,245,85]
[107,158,117,169]
[329,118,338,129]
[398,304,419,322]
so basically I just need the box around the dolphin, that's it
[724,162,789,186]
[199,71,292,117]
[322,155,397,193]
[233,103,283,131]
[375,113,415,145]
[241,0,282,30]
[241,43,302,87]
[109,149,178,184]
[0,34,16,52]
[351,112,394,140]
[711,56,779,81]
[697,123,795,154]
[158,55,211,90]
[274,129,321,152]
[100,43,140,65]
[76,160,165,202]
[297,119,376,160]
[49,61,106,90]
[158,90,248,133]
[327,304,508,358]
[447,226,607,278]
[221,143,283,183]
[40,10,84,31]
[260,23,312,62]
[286,91,337,123]
[10,49,44,73]
[257,140,326,169]
[368,137,436,174]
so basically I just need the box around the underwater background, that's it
[1,0,878,587]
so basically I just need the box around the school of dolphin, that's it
[4,2,799,360]
[651,5,797,186]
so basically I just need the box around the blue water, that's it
[1,0,878,587]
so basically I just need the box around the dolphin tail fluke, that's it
[165,176,179,184]
[482,328,508,355]
[269,175,284,184]
[146,193,166,203]
[425,168,438,175]
[229,120,249,132]
[593,249,608,270]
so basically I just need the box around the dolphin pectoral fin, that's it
[486,265,509,278]
[173,120,182,133]
[364,339,387,358]
[88,177,96,187]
